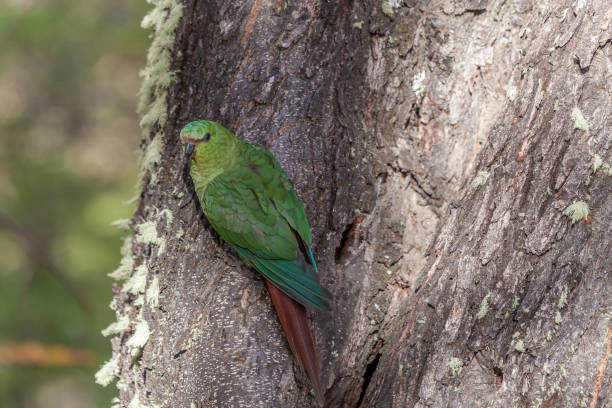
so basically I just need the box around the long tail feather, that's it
[233,246,330,311]
[265,280,325,405]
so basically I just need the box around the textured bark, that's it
[109,0,612,407]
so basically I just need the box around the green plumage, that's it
[180,120,330,311]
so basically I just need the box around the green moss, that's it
[570,107,589,132]
[473,171,490,187]
[563,201,589,224]
[447,357,463,376]
[476,292,492,319]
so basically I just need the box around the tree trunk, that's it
[99,0,612,407]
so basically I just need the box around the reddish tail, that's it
[265,280,325,404]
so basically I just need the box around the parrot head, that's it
[180,120,239,164]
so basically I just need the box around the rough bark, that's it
[103,0,612,407]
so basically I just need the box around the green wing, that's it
[202,148,329,310]
[246,146,312,247]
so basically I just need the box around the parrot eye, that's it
[202,133,211,142]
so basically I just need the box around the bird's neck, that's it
[191,140,244,198]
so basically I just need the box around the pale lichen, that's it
[473,171,490,187]
[126,320,151,349]
[592,154,603,172]
[146,276,160,307]
[447,357,463,376]
[123,264,149,295]
[555,284,569,324]
[111,218,131,230]
[108,237,134,280]
[512,296,520,311]
[476,292,492,319]
[412,71,426,98]
[570,107,589,132]
[511,332,526,353]
[128,391,143,408]
[95,355,120,386]
[506,85,518,101]
[135,220,166,255]
[136,0,184,189]
[381,1,394,16]
[102,315,130,337]
[352,20,364,29]
[138,133,164,188]
[175,226,184,240]
[563,201,589,224]
[557,284,569,309]
[158,208,174,227]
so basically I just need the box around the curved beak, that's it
[184,143,195,157]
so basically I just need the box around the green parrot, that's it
[180,120,330,402]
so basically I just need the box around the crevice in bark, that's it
[334,215,366,264]
[357,352,381,407]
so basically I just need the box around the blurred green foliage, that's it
[0,0,150,406]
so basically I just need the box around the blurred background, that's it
[0,0,149,406]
